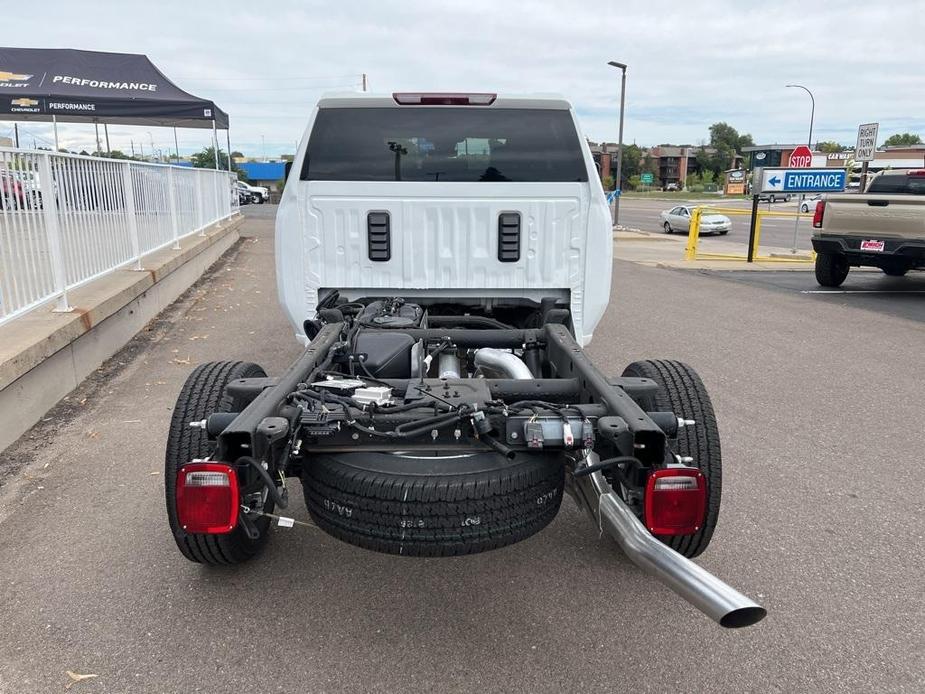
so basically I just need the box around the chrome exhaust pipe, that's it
[571,463,766,628]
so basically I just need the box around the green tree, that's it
[100,150,138,161]
[708,122,754,169]
[191,146,231,170]
[817,141,845,153]
[616,144,645,188]
[883,132,922,147]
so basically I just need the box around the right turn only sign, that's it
[855,123,879,161]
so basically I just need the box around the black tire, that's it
[165,360,271,565]
[663,222,673,234]
[815,252,849,287]
[882,266,909,277]
[719,229,729,235]
[621,360,721,558]
[301,451,564,557]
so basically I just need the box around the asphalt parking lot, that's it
[0,205,922,693]
[618,197,816,251]
[706,268,925,323]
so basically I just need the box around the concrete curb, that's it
[0,215,243,452]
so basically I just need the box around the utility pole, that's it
[607,61,628,226]
[104,124,111,154]
[362,73,367,92]
[13,123,19,148]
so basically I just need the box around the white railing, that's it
[0,147,238,326]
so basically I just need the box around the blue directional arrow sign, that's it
[782,170,846,192]
[760,168,846,194]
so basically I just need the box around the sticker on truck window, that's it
[860,240,885,252]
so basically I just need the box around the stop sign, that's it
[788,145,813,168]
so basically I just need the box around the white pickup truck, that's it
[812,169,925,286]
[163,92,764,628]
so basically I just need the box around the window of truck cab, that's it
[301,107,588,183]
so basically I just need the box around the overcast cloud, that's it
[3,0,923,157]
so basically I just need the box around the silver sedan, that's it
[660,205,731,235]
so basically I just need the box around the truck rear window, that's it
[301,107,588,183]
[867,174,925,195]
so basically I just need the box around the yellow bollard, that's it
[684,207,703,261]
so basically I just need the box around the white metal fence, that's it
[0,147,238,326]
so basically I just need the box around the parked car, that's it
[239,180,269,204]
[162,91,765,629]
[799,194,822,213]
[660,205,731,235]
[665,182,680,192]
[234,181,254,205]
[757,192,791,203]
[811,169,925,286]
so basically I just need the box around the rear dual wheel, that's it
[165,360,271,565]
[622,359,722,558]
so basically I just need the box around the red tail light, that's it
[812,200,825,228]
[176,462,239,534]
[392,92,496,106]
[907,170,925,177]
[644,467,706,536]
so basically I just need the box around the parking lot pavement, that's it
[705,269,925,323]
[1,205,923,693]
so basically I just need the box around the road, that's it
[0,204,922,693]
[618,196,817,251]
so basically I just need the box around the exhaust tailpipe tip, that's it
[720,606,767,629]
[573,463,766,629]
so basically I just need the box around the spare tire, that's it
[301,451,564,557]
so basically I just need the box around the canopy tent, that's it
[0,47,231,167]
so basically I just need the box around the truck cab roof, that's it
[315,92,573,110]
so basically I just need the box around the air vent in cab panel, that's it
[367,211,391,261]
[497,212,521,262]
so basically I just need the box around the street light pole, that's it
[785,84,815,147]
[785,84,815,254]
[608,60,627,226]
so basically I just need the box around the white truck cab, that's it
[275,92,613,345]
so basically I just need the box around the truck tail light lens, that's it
[812,200,825,228]
[392,92,496,106]
[907,170,925,177]
[176,462,239,534]
[644,467,706,536]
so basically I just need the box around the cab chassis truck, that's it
[164,93,766,629]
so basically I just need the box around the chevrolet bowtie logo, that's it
[0,70,33,82]
[11,97,38,107]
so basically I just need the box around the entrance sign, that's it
[757,167,846,194]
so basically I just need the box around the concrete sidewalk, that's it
[0,215,243,453]
[614,227,825,271]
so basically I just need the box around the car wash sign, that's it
[756,167,847,194]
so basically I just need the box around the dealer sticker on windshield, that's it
[860,240,885,252]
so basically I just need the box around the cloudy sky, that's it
[3,0,923,158]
